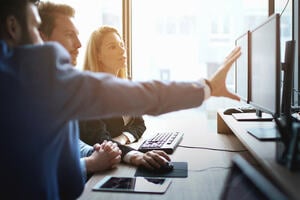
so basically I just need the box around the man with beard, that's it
[0,1,121,199]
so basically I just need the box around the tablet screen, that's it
[93,176,172,194]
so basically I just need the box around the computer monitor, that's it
[232,14,281,123]
[223,31,255,117]
[235,31,250,103]
[249,13,281,118]
[236,14,282,141]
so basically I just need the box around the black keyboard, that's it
[138,132,183,154]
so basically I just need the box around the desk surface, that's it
[217,111,300,200]
[77,110,249,200]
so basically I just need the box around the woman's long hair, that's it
[83,25,127,79]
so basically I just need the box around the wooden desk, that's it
[77,110,250,200]
[217,110,300,200]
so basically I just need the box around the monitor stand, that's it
[232,110,273,121]
[234,109,277,140]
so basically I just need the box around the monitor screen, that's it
[235,31,250,102]
[249,13,281,117]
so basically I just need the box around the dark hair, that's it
[0,0,39,38]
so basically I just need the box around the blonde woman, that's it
[81,25,145,145]
[80,25,171,169]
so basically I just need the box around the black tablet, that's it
[92,176,172,194]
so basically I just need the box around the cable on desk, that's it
[189,166,232,172]
[178,145,248,152]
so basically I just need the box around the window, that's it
[131,0,269,113]
[275,0,293,60]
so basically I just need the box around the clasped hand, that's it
[85,140,122,173]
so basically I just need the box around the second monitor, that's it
[233,13,281,123]
[249,13,281,118]
[235,30,250,103]
[234,14,282,141]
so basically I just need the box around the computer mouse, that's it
[223,108,243,115]
[154,162,174,173]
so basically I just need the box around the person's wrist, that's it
[84,157,94,174]
[129,151,143,165]
[129,153,138,165]
[123,134,130,144]
[122,132,136,143]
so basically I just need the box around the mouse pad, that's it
[134,162,188,178]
